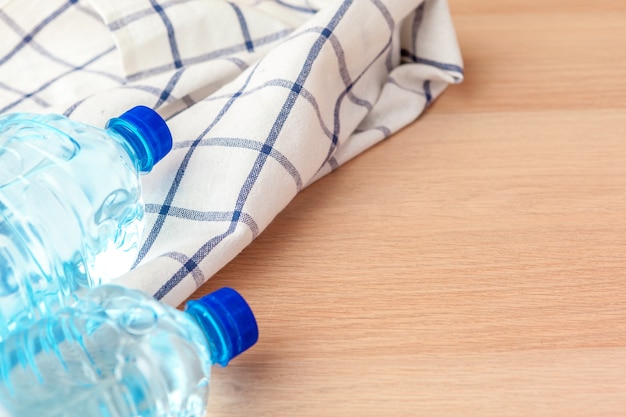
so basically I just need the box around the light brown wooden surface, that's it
[191,1,626,415]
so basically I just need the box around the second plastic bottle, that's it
[0,284,259,417]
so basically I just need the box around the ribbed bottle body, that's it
[0,285,212,417]
[0,113,145,339]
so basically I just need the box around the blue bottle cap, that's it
[106,106,173,172]
[185,287,259,366]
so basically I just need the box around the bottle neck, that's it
[105,119,155,173]
[183,287,258,367]
[185,301,233,367]
[104,106,172,173]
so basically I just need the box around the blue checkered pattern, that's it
[0,0,463,307]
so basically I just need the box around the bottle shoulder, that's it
[79,285,213,365]
[0,112,133,161]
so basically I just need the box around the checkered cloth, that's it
[0,0,463,307]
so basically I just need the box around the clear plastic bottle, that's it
[0,403,11,417]
[0,107,172,339]
[0,284,258,417]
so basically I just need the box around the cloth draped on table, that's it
[0,0,463,307]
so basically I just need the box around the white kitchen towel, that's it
[0,0,463,307]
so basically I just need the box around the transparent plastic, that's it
[0,285,258,417]
[0,108,172,340]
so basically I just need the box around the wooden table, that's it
[192,1,626,415]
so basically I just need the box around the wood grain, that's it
[189,1,626,415]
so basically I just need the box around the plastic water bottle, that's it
[0,107,173,340]
[0,404,12,417]
[0,284,258,417]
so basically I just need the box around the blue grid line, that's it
[126,29,292,80]
[154,228,233,299]
[134,63,262,268]
[0,46,116,114]
[153,0,355,299]
[0,0,78,66]
[62,97,85,116]
[123,84,180,103]
[400,49,464,77]
[203,78,334,142]
[322,11,396,166]
[182,94,196,107]
[275,0,318,14]
[174,29,291,68]
[73,3,102,21]
[368,0,395,72]
[0,82,49,108]
[423,79,432,104]
[324,29,373,111]
[354,125,391,137]
[107,0,194,31]
[239,24,405,143]
[227,2,353,211]
[0,10,124,84]
[225,56,250,70]
[173,136,303,190]
[155,68,185,108]
[63,82,182,117]
[150,0,183,68]
[229,3,254,52]
[165,94,199,120]
[162,251,205,287]
[145,204,260,238]
[387,76,426,96]
[411,3,425,56]
[375,125,391,137]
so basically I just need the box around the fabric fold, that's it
[115,0,464,307]
[0,0,463,307]
[87,0,303,79]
